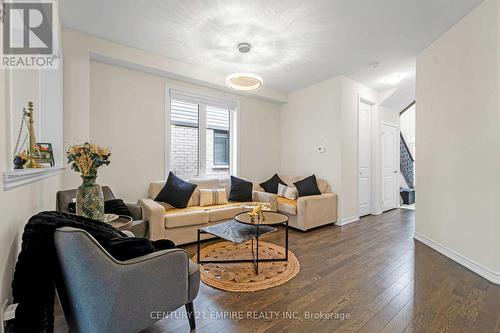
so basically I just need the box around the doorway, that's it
[381,123,399,211]
[358,101,373,216]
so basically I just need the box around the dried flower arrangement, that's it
[67,143,111,176]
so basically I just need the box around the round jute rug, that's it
[193,241,300,292]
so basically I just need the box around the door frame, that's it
[357,95,377,219]
[381,121,400,211]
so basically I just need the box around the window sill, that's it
[3,166,66,191]
[212,165,230,170]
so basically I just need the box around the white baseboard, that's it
[414,232,500,285]
[336,216,359,226]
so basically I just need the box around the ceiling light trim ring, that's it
[226,72,263,91]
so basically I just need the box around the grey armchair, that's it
[56,186,148,237]
[54,227,200,333]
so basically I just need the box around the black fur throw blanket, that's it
[11,211,175,333]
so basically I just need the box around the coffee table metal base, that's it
[197,220,289,275]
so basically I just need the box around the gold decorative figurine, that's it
[13,102,44,169]
[23,102,43,168]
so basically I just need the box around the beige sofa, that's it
[255,175,338,231]
[139,176,277,244]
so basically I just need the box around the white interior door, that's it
[358,101,372,216]
[382,123,399,211]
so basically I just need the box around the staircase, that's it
[399,101,415,205]
[400,133,414,189]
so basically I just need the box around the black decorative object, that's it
[13,156,25,169]
[294,175,321,197]
[155,172,197,208]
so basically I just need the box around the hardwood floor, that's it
[57,209,500,332]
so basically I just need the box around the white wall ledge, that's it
[3,166,65,191]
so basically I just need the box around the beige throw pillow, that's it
[199,188,229,207]
[277,183,297,200]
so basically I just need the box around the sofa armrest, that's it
[116,248,195,326]
[54,227,199,333]
[297,193,338,229]
[252,191,278,211]
[126,203,142,220]
[138,198,165,240]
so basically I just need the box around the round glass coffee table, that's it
[196,211,288,275]
[235,211,289,274]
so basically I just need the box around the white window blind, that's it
[168,89,236,178]
[169,89,238,111]
[207,106,230,131]
[171,99,198,127]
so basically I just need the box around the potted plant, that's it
[67,143,111,221]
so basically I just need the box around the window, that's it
[169,89,237,178]
[170,100,199,177]
[213,130,229,166]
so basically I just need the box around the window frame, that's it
[165,87,238,179]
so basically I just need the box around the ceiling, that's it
[60,0,483,93]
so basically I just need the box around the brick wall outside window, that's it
[170,125,229,177]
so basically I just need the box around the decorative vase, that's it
[76,175,105,221]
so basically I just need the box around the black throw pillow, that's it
[104,199,132,216]
[259,174,286,194]
[294,175,321,197]
[154,172,197,208]
[228,175,253,202]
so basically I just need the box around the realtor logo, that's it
[1,0,58,68]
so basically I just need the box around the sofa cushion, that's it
[294,175,322,197]
[277,184,297,200]
[188,177,231,206]
[259,174,286,194]
[277,197,297,207]
[228,176,253,202]
[164,210,209,229]
[207,205,246,222]
[199,189,229,207]
[155,172,197,208]
[277,197,297,215]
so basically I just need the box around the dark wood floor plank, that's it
[53,209,500,333]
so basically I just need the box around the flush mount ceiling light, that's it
[226,72,263,91]
[383,73,404,85]
[368,62,380,69]
[226,42,264,91]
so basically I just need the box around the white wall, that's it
[416,0,500,279]
[339,77,380,221]
[89,62,166,201]
[0,68,62,312]
[280,75,393,222]
[239,96,281,182]
[279,76,343,199]
[69,42,281,202]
